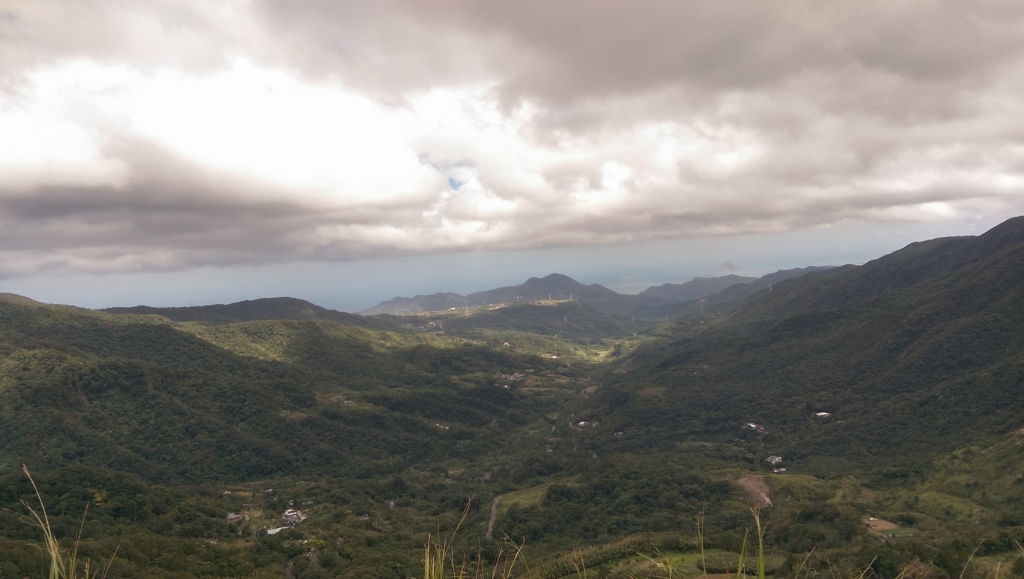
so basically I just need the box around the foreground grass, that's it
[20,466,116,579]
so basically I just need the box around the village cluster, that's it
[747,411,832,473]
[225,497,315,537]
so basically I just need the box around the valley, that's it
[1,218,1024,579]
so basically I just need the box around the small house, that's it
[282,508,306,525]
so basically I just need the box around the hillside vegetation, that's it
[104,297,401,330]
[2,219,1024,579]
[360,269,835,319]
[589,218,1024,472]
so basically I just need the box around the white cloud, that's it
[1,0,1024,278]
[1,59,445,204]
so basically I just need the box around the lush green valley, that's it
[2,219,1024,579]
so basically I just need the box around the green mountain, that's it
[637,274,758,301]
[466,273,620,304]
[3,219,1024,579]
[0,296,542,484]
[416,300,647,341]
[105,297,400,330]
[359,274,625,315]
[355,292,466,316]
[361,270,835,318]
[589,218,1024,473]
[0,294,584,576]
[628,266,837,320]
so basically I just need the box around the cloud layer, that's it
[2,0,1024,277]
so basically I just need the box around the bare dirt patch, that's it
[737,475,772,507]
[865,517,898,532]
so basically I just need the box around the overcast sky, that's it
[2,1,1023,310]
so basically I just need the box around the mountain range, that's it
[104,296,400,330]
[2,218,1024,579]
[589,216,1024,474]
[359,266,835,317]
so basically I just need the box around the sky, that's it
[2,1,1024,311]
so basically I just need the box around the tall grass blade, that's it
[854,556,878,579]
[499,533,530,579]
[697,502,707,578]
[736,528,750,579]
[638,548,678,579]
[751,508,767,579]
[793,547,815,579]
[958,541,983,579]
[423,497,530,579]
[21,465,66,579]
[570,548,587,579]
[19,466,120,579]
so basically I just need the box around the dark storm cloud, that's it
[0,181,439,278]
[256,1,1024,105]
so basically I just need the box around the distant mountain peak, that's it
[977,215,1024,251]
[359,267,839,318]
[359,273,616,315]
[637,274,758,302]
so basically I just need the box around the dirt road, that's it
[485,494,504,540]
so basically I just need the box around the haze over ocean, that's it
[0,217,996,311]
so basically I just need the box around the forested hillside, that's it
[361,270,836,319]
[104,297,400,330]
[589,217,1024,472]
[2,219,1024,579]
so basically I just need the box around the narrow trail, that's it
[485,494,504,540]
